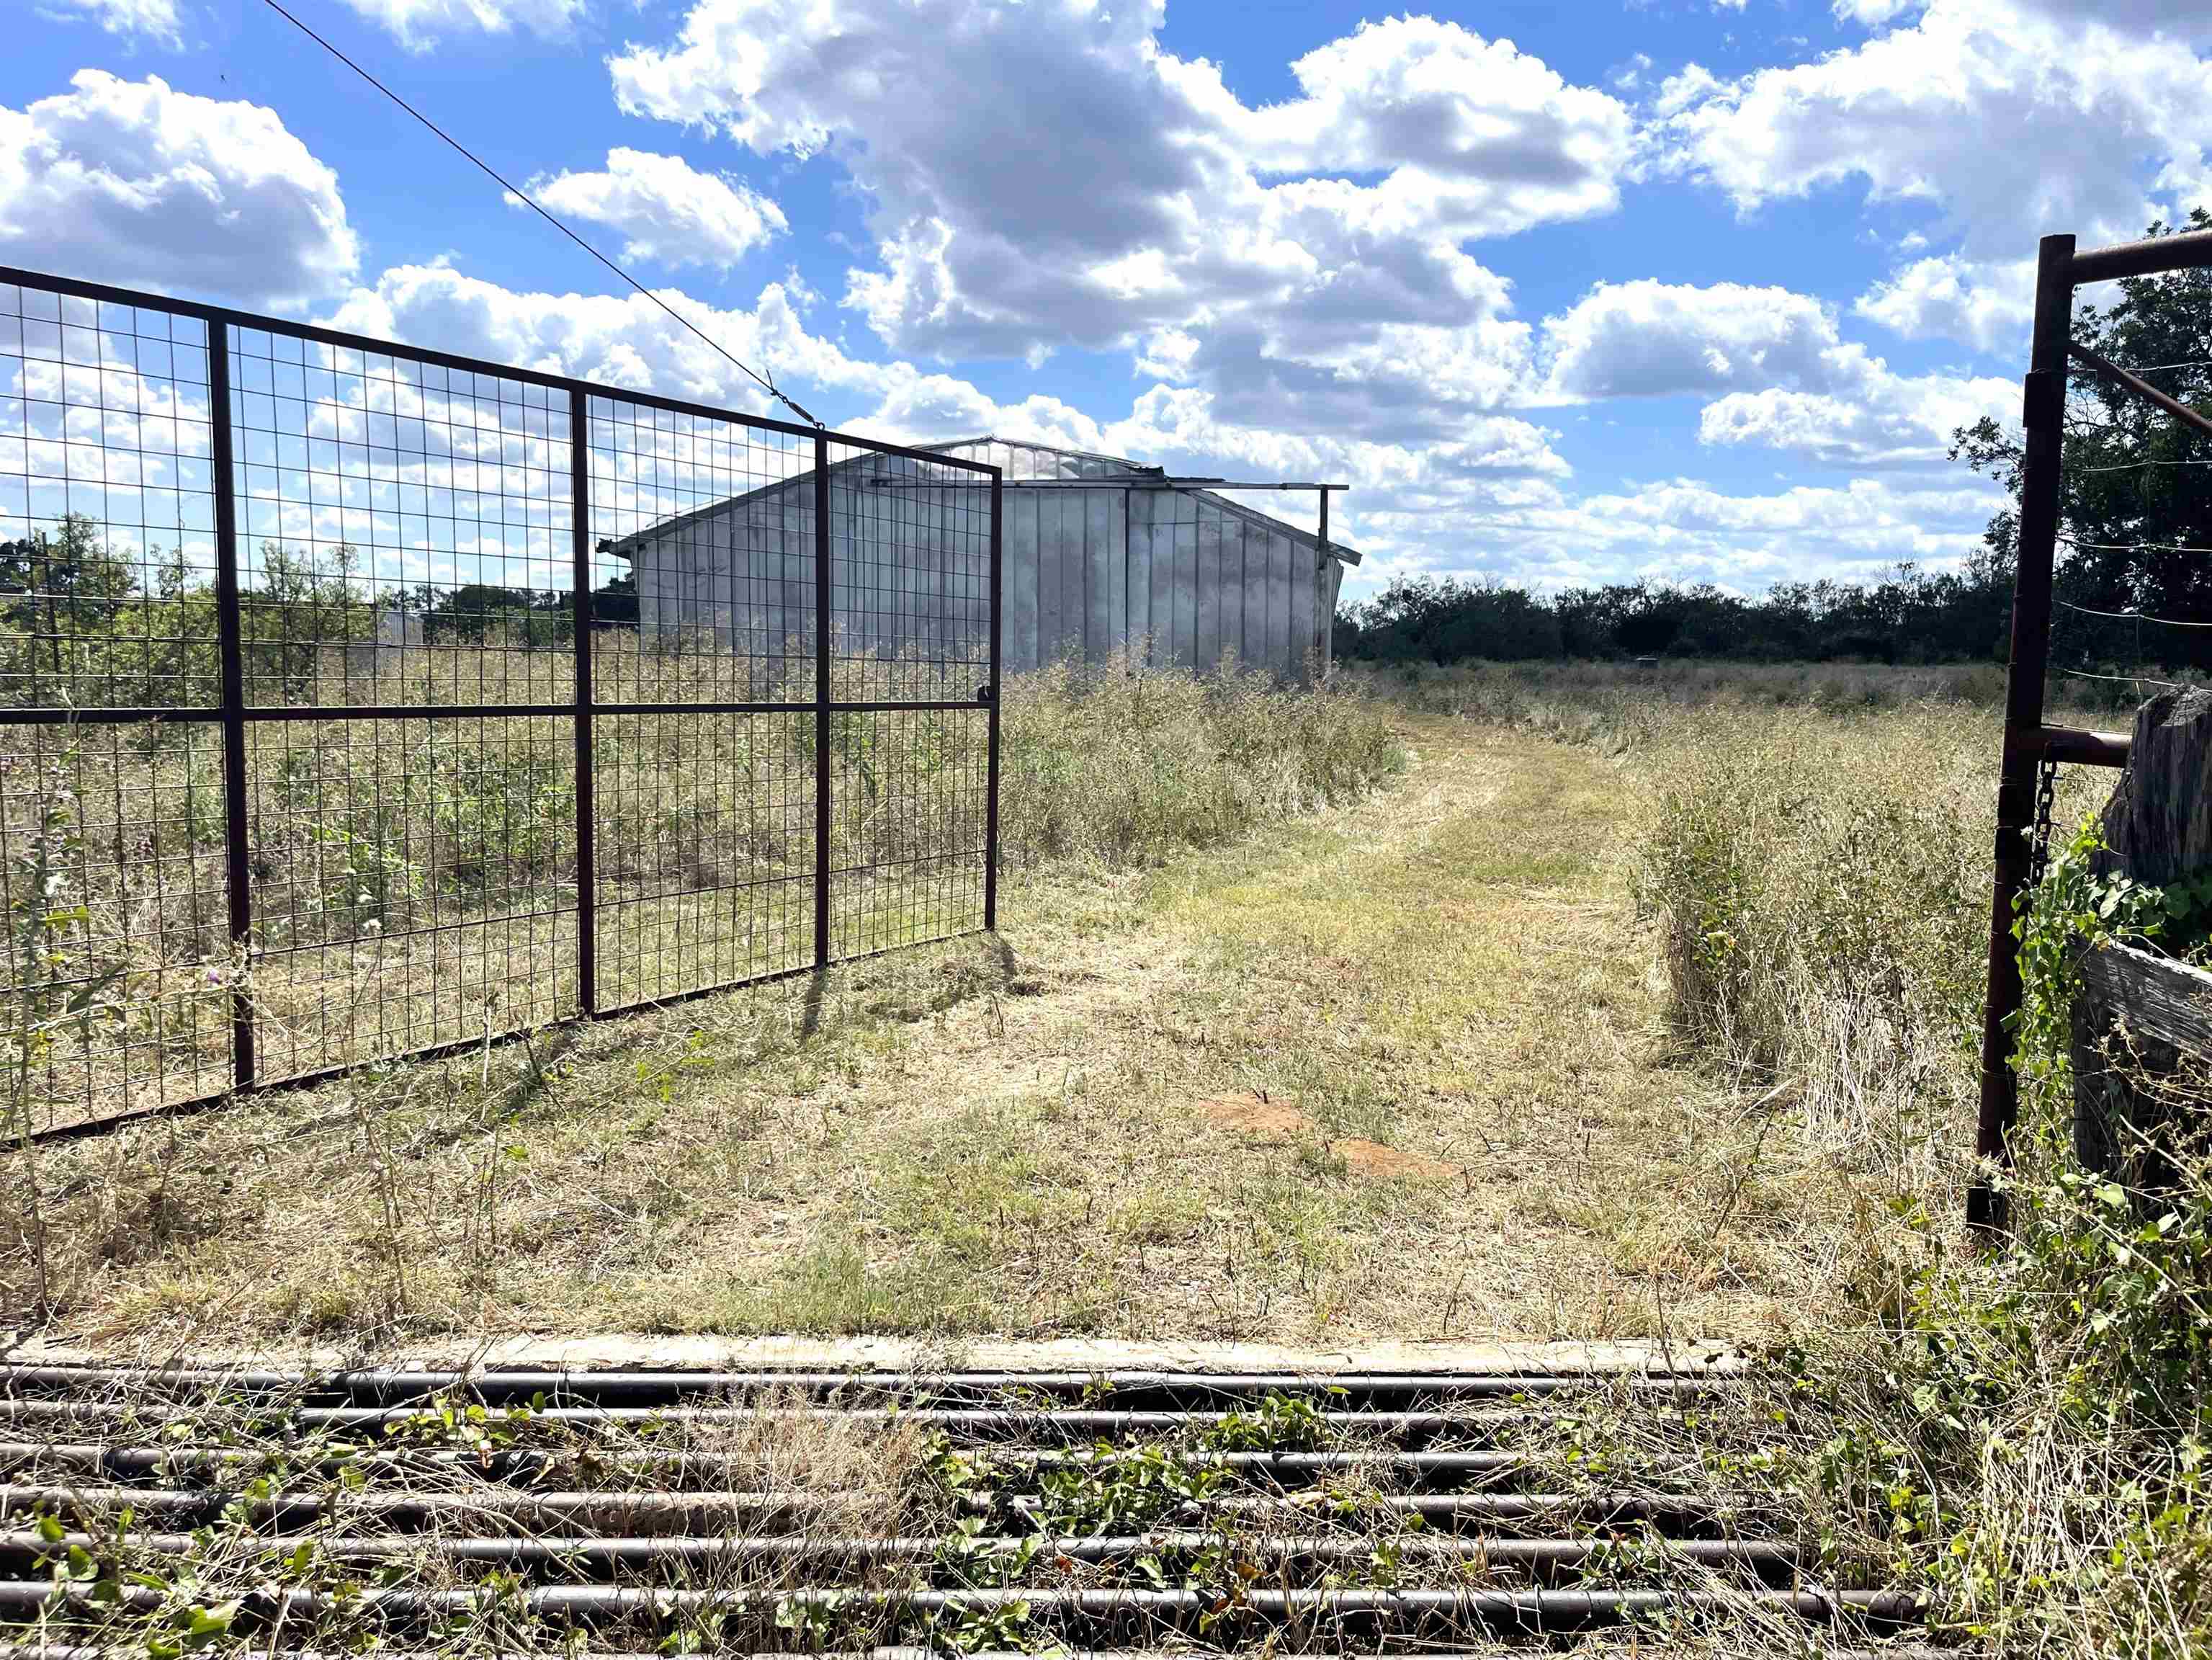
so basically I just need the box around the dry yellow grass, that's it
[10,700,1879,1347]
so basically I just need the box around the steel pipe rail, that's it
[2038,724,2132,768]
[1,1528,1802,1575]
[0,1365,1712,1406]
[0,1401,1545,1447]
[0,1482,1745,1533]
[2069,226,2212,286]
[2067,342,2212,442]
[0,1580,1927,1628]
[0,1441,1533,1489]
[0,1654,1960,1660]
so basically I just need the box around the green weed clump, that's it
[999,651,1402,870]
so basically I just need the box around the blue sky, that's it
[6,0,2211,600]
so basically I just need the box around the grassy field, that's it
[1,656,2049,1347]
[9,653,2208,1652]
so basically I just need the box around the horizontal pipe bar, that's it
[2068,342,2212,441]
[0,1655,1955,1660]
[2040,724,2131,767]
[0,1399,1526,1441]
[2070,228,2212,287]
[0,1441,1530,1486]
[0,1483,1732,1530]
[0,1365,1694,1401]
[127,697,991,723]
[4,1528,1796,1574]
[0,265,996,482]
[0,705,221,726]
[0,1581,1925,1625]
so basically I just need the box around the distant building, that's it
[602,437,1360,684]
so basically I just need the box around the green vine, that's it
[2012,818,2183,1090]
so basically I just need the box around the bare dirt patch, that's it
[1196,1089,1463,1182]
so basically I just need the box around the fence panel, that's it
[0,276,231,1132]
[225,325,581,1084]
[582,393,822,1009]
[0,265,1000,1137]
[823,442,995,958]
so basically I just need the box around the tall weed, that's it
[1563,664,2212,1656]
[1000,651,1402,868]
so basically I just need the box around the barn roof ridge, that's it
[924,436,1360,565]
[601,434,1358,565]
[919,434,1155,476]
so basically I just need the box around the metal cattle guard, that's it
[1974,226,2212,1231]
[0,263,1002,1141]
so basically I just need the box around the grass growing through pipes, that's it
[0,1373,1862,1659]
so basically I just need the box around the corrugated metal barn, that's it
[605,437,1360,683]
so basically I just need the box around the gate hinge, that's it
[975,682,995,706]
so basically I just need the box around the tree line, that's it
[1333,561,2015,666]
[0,517,642,705]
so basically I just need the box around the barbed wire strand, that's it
[2070,458,2212,474]
[254,0,824,429]
[2056,598,2212,628]
[2059,534,2212,558]
[2056,665,2195,691]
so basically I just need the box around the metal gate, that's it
[0,264,1000,1138]
[1971,223,2212,1230]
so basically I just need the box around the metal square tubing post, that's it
[1317,488,1330,669]
[1972,231,2076,1235]
[814,432,833,970]
[985,471,1003,932]
[570,396,597,1016]
[207,324,255,1092]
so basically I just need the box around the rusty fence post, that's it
[814,432,833,970]
[570,391,596,1017]
[984,469,1003,932]
[1971,231,2077,1234]
[207,320,255,1092]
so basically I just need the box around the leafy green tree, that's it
[0,516,138,676]
[1952,208,2212,669]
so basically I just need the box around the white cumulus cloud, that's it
[0,71,358,307]
[608,0,1629,442]
[1853,252,2036,352]
[521,149,785,270]
[337,0,584,50]
[39,0,184,46]
[1696,345,2016,468]
[1540,281,1838,401]
[1657,0,2212,259]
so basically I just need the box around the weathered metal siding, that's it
[1127,488,1322,676]
[630,452,988,685]
[625,440,1342,682]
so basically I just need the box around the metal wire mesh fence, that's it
[0,265,1001,1137]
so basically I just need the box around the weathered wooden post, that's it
[2073,690,2212,1193]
